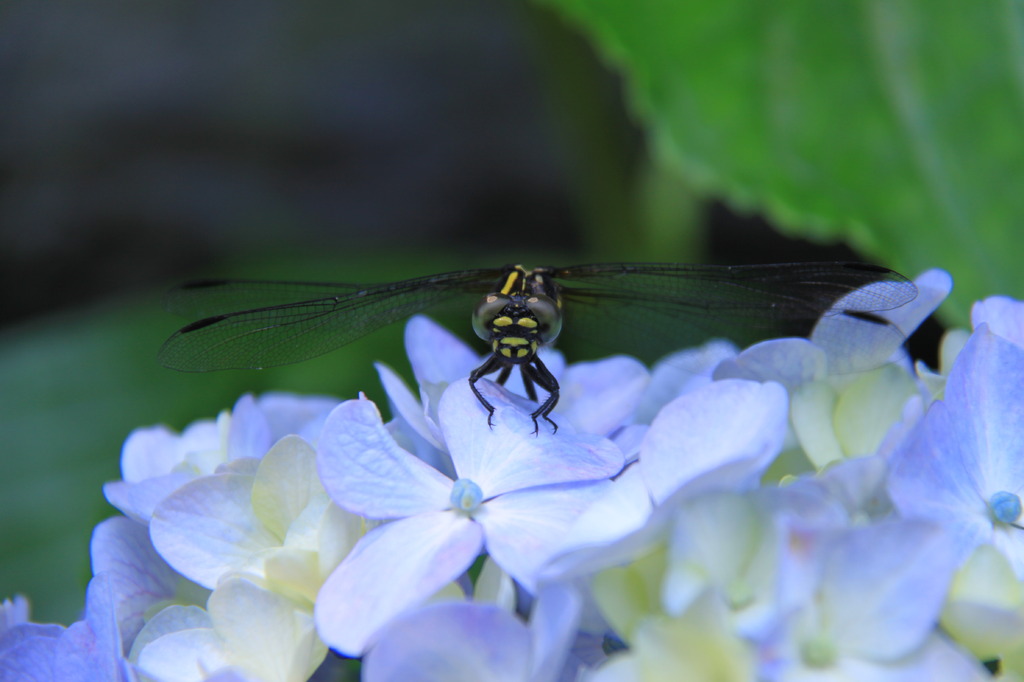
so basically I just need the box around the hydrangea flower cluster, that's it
[7,269,1024,681]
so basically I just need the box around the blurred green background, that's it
[1,0,1021,624]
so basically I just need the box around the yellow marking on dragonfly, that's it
[517,318,538,329]
[516,348,529,358]
[501,337,529,346]
[499,267,525,296]
[493,316,514,327]
[500,347,513,358]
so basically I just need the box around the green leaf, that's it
[535,0,1024,322]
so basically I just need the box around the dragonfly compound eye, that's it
[472,293,511,341]
[526,294,562,344]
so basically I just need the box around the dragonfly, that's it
[159,262,918,433]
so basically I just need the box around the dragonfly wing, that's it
[164,279,368,318]
[553,262,917,366]
[158,269,503,371]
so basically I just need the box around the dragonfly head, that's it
[472,290,562,364]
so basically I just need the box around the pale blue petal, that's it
[885,269,953,337]
[407,315,483,438]
[477,481,611,591]
[898,634,990,682]
[946,328,1024,490]
[103,472,193,523]
[53,575,132,682]
[119,425,190,482]
[634,340,738,424]
[889,402,992,561]
[440,382,623,497]
[255,392,339,444]
[376,361,444,449]
[0,614,63,682]
[363,602,531,682]
[556,465,652,555]
[811,269,950,375]
[405,315,482,387]
[529,583,582,682]
[317,399,453,518]
[315,511,482,656]
[890,328,1024,565]
[814,455,893,521]
[558,356,649,435]
[612,424,647,463]
[90,517,179,650]
[404,316,483,446]
[713,338,827,392]
[972,296,1024,346]
[227,394,272,460]
[820,521,955,659]
[641,379,788,503]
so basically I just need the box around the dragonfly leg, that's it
[469,355,507,428]
[494,365,513,386]
[521,356,559,435]
[518,367,538,403]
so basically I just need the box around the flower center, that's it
[799,633,837,668]
[726,578,754,610]
[989,491,1022,525]
[450,478,484,513]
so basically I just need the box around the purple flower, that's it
[362,585,580,682]
[890,325,1024,573]
[314,380,622,655]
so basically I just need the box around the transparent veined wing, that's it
[551,262,917,366]
[158,268,504,371]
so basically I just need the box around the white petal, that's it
[250,436,319,539]
[317,399,453,518]
[315,511,483,656]
[130,604,211,663]
[136,627,227,682]
[791,381,844,468]
[209,577,326,682]
[833,364,917,457]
